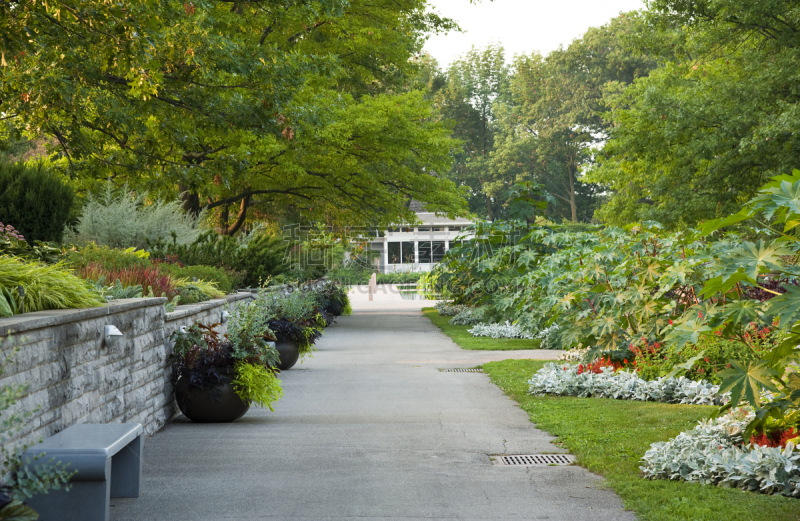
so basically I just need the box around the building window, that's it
[388,242,401,264]
[418,241,432,263]
[388,241,416,264]
[433,227,443,232]
[432,241,446,262]
[401,241,414,263]
[417,227,431,232]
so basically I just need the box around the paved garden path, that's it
[111,289,634,520]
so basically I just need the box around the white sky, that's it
[423,0,646,67]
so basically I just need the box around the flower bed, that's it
[641,410,800,498]
[528,362,722,405]
[468,321,534,339]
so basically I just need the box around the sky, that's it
[423,0,646,67]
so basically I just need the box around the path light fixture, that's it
[104,325,123,347]
[17,285,24,314]
[221,310,230,323]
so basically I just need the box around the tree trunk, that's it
[179,184,201,216]
[568,168,578,222]
[220,196,250,236]
[219,205,229,231]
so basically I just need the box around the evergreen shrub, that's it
[0,162,74,242]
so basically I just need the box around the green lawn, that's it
[422,307,543,350]
[482,359,800,521]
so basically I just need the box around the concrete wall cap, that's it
[164,293,254,322]
[0,298,168,337]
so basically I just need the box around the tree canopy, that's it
[1,0,466,231]
[591,0,800,226]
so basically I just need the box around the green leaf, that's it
[0,501,39,521]
[719,300,763,324]
[698,209,752,236]
[664,319,711,347]
[699,271,753,298]
[717,360,780,408]
[0,291,13,318]
[763,331,800,369]
[665,350,706,379]
[765,285,800,327]
[723,240,792,280]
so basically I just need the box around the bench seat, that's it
[23,423,144,521]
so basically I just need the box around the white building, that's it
[369,212,475,273]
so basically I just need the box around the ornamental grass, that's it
[0,256,104,314]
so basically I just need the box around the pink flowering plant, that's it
[0,223,61,263]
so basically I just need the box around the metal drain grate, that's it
[439,368,484,373]
[493,454,575,466]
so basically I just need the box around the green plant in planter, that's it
[232,362,283,410]
[169,322,283,412]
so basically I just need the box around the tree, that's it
[0,0,465,232]
[490,13,655,222]
[435,44,510,220]
[591,0,800,227]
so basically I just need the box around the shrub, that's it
[630,325,781,384]
[0,256,104,316]
[0,161,75,242]
[148,230,240,268]
[240,234,289,287]
[71,184,202,249]
[65,244,150,272]
[376,272,423,284]
[156,263,240,293]
[176,281,225,304]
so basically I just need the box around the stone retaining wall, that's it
[0,293,253,452]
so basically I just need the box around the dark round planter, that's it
[276,340,300,370]
[174,378,250,423]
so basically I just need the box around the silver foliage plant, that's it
[641,411,800,498]
[449,307,485,325]
[528,363,723,405]
[68,184,204,249]
[468,321,534,339]
[434,301,469,316]
[535,324,560,349]
[558,347,590,362]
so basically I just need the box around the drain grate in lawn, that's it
[438,368,484,373]
[492,454,575,466]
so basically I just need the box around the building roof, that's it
[413,212,474,225]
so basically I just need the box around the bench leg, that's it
[110,432,143,498]
[28,461,111,521]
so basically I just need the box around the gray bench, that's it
[23,423,144,521]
